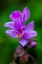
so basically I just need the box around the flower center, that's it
[18,34,22,38]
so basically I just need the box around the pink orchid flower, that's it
[4,7,37,47]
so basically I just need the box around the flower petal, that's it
[23,30,37,39]
[4,22,14,29]
[25,21,34,31]
[22,7,30,21]
[19,38,28,47]
[14,18,24,31]
[10,11,22,21]
[5,30,18,38]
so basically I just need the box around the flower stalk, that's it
[12,45,37,64]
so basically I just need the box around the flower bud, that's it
[27,38,37,48]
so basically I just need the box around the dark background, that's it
[0,0,42,64]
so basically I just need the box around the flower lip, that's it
[10,11,22,21]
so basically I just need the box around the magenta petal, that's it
[23,30,37,39]
[25,21,34,31]
[5,30,18,38]
[10,11,22,21]
[22,7,30,21]
[4,22,14,29]
[19,38,28,47]
[14,18,24,31]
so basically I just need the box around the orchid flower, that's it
[4,7,37,47]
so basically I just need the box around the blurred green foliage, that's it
[0,0,42,64]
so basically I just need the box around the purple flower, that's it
[10,7,30,22]
[4,7,37,47]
